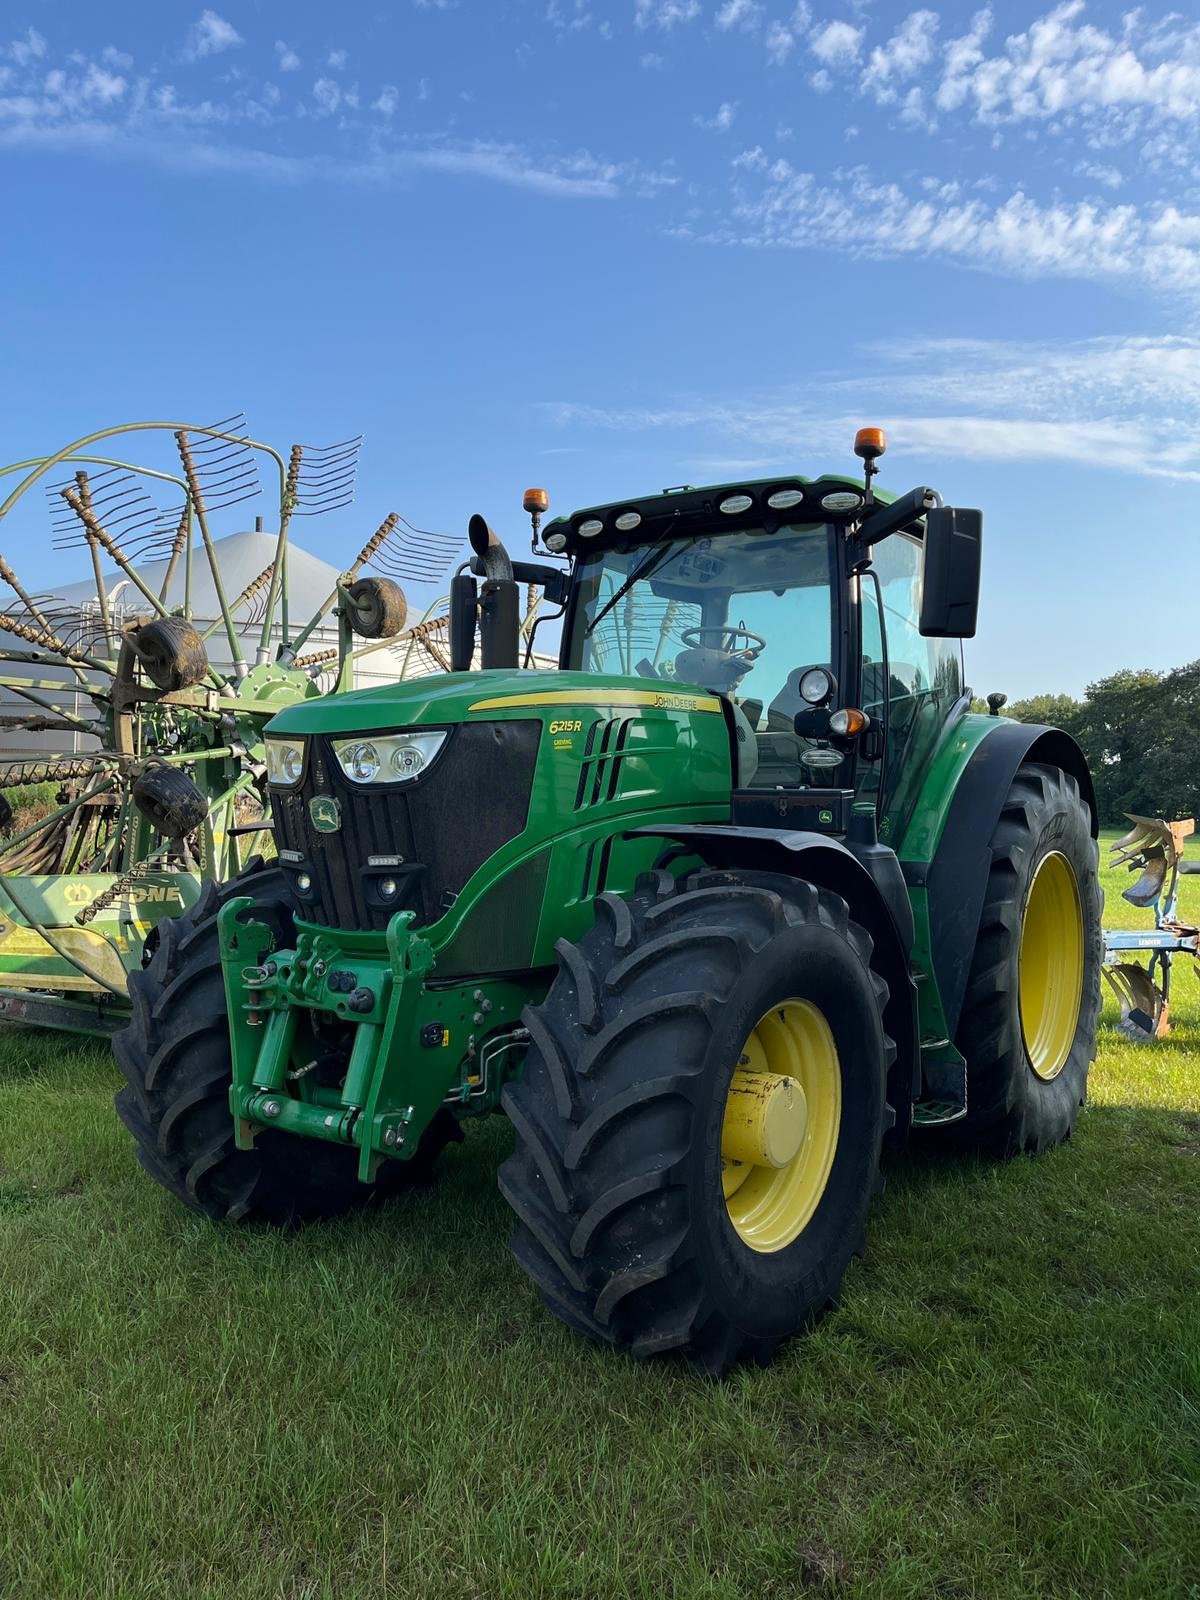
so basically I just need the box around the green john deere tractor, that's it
[114,430,1102,1375]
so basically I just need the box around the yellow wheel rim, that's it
[721,998,841,1253]
[1018,850,1084,1081]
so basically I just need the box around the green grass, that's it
[0,832,1197,1599]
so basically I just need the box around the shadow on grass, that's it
[0,1024,112,1087]
[1096,1018,1200,1057]
[868,1094,1200,1233]
[193,1091,1198,1258]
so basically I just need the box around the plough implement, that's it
[0,417,461,1033]
[1102,815,1199,1041]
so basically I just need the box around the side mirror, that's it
[919,506,982,638]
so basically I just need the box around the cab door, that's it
[856,532,965,845]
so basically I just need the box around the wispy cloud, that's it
[182,11,242,62]
[6,27,46,67]
[547,0,608,36]
[861,10,938,100]
[688,163,1200,298]
[634,1,700,31]
[761,4,811,65]
[0,105,663,199]
[0,21,678,202]
[935,3,1200,126]
[715,0,763,33]
[810,19,863,66]
[695,100,737,131]
[541,335,1200,481]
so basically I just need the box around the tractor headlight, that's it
[331,731,448,786]
[265,736,306,787]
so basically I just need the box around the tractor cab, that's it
[550,431,982,842]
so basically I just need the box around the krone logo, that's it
[309,795,341,834]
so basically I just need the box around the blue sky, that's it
[1,0,1198,698]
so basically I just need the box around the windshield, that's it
[568,524,841,788]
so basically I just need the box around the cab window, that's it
[859,532,963,838]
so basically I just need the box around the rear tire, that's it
[499,868,894,1375]
[114,858,460,1224]
[952,762,1101,1156]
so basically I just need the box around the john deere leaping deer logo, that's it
[309,795,341,834]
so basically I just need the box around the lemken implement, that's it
[115,431,1102,1375]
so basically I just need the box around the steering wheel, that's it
[680,625,766,660]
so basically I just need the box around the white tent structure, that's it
[0,530,455,758]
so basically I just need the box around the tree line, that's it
[972,662,1200,826]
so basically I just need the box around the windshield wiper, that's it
[585,541,683,637]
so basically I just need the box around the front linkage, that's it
[218,899,528,1182]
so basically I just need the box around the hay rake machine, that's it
[0,417,460,1035]
[1103,815,1200,1041]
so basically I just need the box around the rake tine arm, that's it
[200,562,276,643]
[75,472,115,653]
[175,432,246,674]
[0,608,114,673]
[158,505,192,605]
[0,679,103,734]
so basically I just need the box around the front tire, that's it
[953,762,1102,1156]
[499,869,894,1375]
[114,858,460,1225]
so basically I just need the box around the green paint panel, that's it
[229,672,736,1162]
[897,712,1002,865]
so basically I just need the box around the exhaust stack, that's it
[465,514,519,670]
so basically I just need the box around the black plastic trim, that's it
[923,719,1097,1038]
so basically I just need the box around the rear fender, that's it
[633,824,919,1145]
[901,719,1096,1039]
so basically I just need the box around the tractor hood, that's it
[263,669,723,738]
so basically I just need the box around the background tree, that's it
[1071,668,1162,824]
[986,669,1198,825]
[1006,692,1084,739]
[1135,659,1200,825]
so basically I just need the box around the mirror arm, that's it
[854,486,941,550]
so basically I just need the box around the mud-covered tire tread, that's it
[951,762,1102,1157]
[499,867,894,1375]
[113,856,460,1225]
[131,764,209,839]
[130,615,209,693]
[346,577,407,640]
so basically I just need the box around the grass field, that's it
[1,831,1197,1599]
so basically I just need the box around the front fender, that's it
[631,823,920,1143]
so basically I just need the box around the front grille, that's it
[270,720,541,932]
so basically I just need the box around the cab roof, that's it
[544,472,898,555]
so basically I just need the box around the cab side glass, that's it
[862,532,964,842]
